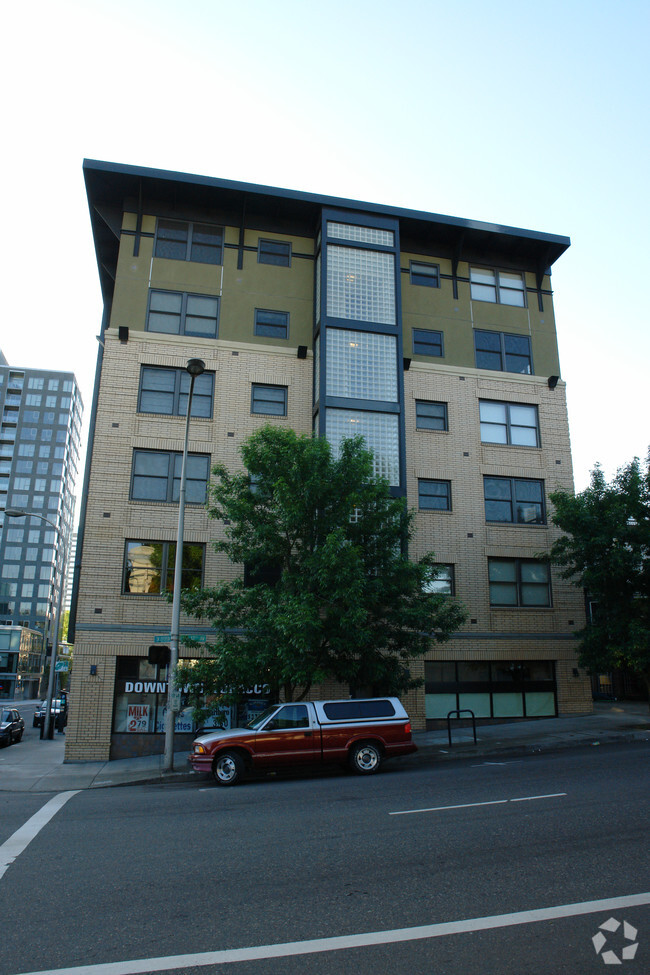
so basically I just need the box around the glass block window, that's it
[327,246,396,325]
[315,251,321,325]
[314,334,320,405]
[327,222,394,247]
[479,401,540,447]
[326,329,397,402]
[327,409,400,486]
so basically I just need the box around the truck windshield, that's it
[246,705,280,730]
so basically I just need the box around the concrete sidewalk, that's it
[1,700,648,793]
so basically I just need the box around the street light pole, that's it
[5,508,69,740]
[163,358,205,773]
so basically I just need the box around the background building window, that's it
[410,262,440,287]
[413,329,443,357]
[484,477,545,524]
[258,239,291,267]
[251,384,288,416]
[470,267,526,306]
[138,367,214,418]
[123,541,204,595]
[488,558,551,607]
[479,400,539,447]
[416,401,448,431]
[474,330,532,374]
[254,309,289,339]
[130,450,210,504]
[146,290,219,338]
[155,219,223,265]
[418,479,451,511]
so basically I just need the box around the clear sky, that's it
[1,0,648,491]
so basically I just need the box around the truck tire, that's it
[349,741,382,775]
[212,750,245,787]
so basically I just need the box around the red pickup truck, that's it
[189,697,417,786]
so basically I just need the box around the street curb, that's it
[85,730,650,788]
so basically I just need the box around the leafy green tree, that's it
[549,454,650,703]
[178,426,466,720]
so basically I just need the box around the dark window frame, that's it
[258,239,292,267]
[418,479,452,511]
[146,289,220,339]
[469,266,527,307]
[413,328,444,357]
[138,366,215,418]
[415,400,448,431]
[474,329,533,374]
[410,261,440,288]
[254,309,290,339]
[122,539,205,595]
[483,476,546,525]
[426,563,455,595]
[479,400,540,448]
[251,384,288,417]
[130,449,210,505]
[154,218,224,265]
[488,558,552,608]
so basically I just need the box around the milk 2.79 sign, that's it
[127,704,150,732]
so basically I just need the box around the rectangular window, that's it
[415,401,448,431]
[488,558,551,607]
[418,479,451,511]
[254,309,289,339]
[410,262,440,287]
[123,540,204,595]
[131,450,209,504]
[474,330,532,374]
[470,267,526,306]
[479,401,540,447]
[258,239,291,267]
[251,384,288,416]
[413,329,443,357]
[484,477,545,524]
[326,329,398,402]
[327,409,400,486]
[138,366,214,418]
[155,219,223,265]
[146,290,219,338]
[425,564,455,595]
[327,245,396,325]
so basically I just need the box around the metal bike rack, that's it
[447,709,477,747]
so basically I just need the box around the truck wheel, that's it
[212,751,245,787]
[349,742,382,775]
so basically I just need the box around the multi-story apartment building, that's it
[66,159,591,761]
[0,354,82,696]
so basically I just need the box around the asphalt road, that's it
[2,743,649,975]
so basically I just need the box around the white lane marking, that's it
[389,793,566,816]
[0,791,79,880]
[13,892,650,975]
[391,799,508,816]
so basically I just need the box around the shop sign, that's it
[127,704,150,732]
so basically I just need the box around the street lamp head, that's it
[5,508,27,518]
[186,358,206,377]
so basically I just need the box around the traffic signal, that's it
[148,645,170,666]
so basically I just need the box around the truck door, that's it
[253,704,319,767]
